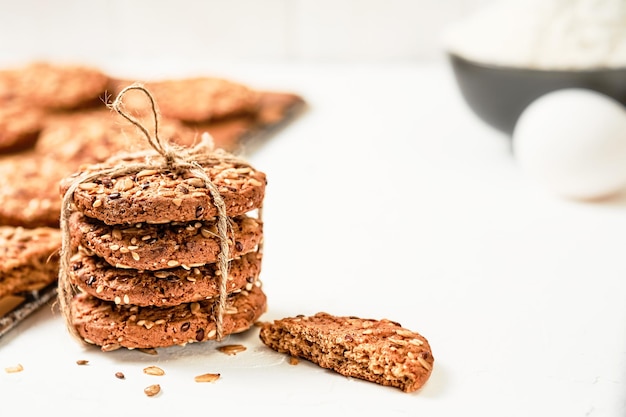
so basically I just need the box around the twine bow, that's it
[58,84,233,345]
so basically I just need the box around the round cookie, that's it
[0,226,61,298]
[69,251,262,307]
[36,109,200,167]
[71,283,267,350]
[0,151,65,228]
[70,211,263,270]
[59,149,266,225]
[110,77,261,123]
[14,61,110,110]
[0,102,44,154]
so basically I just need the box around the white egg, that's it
[512,88,626,200]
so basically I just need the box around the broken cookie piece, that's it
[259,312,434,393]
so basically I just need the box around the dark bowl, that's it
[448,53,626,135]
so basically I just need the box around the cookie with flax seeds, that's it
[0,226,61,298]
[109,77,262,123]
[12,61,110,110]
[0,151,65,228]
[70,282,267,350]
[59,147,266,225]
[68,250,262,307]
[69,211,263,271]
[36,109,201,167]
[259,312,434,393]
[0,102,44,154]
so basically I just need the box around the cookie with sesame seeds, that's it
[69,211,263,271]
[0,102,44,154]
[109,76,262,123]
[59,148,266,225]
[259,312,434,393]
[0,226,61,299]
[36,109,201,167]
[68,250,262,307]
[70,281,267,350]
[0,151,65,228]
[12,61,110,110]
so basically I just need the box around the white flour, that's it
[443,0,626,69]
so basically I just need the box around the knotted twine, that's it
[58,84,234,344]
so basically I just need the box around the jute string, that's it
[58,84,233,343]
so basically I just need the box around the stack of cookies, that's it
[0,61,304,336]
[58,134,268,351]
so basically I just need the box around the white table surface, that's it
[1,60,624,417]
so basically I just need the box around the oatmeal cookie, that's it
[0,151,65,227]
[68,250,262,307]
[0,102,44,153]
[71,282,267,350]
[110,77,261,123]
[13,61,110,110]
[259,312,434,393]
[0,226,61,298]
[70,211,263,270]
[59,149,266,225]
[37,108,200,167]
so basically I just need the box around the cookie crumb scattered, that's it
[76,359,89,365]
[288,356,299,365]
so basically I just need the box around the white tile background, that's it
[0,0,493,67]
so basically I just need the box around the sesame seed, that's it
[217,344,246,355]
[137,169,158,178]
[194,373,220,383]
[79,182,98,190]
[417,355,432,371]
[143,366,165,376]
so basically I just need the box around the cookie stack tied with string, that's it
[57,85,267,351]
